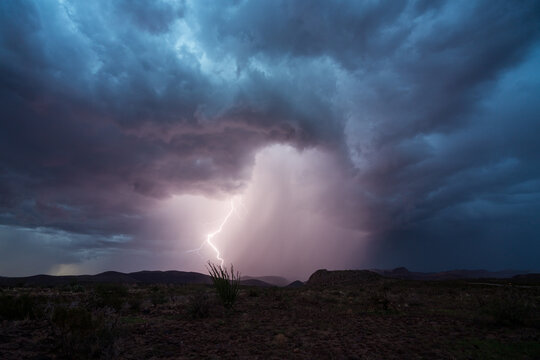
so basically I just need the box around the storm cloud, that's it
[1,0,539,278]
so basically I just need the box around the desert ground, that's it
[1,270,539,359]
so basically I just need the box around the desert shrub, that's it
[95,283,128,297]
[0,293,42,320]
[52,305,119,359]
[151,291,168,307]
[272,290,284,301]
[186,291,210,319]
[269,290,291,310]
[324,291,341,304]
[455,338,540,359]
[69,281,86,293]
[248,288,259,297]
[207,262,240,309]
[93,283,129,311]
[62,282,85,293]
[52,306,92,330]
[477,290,537,328]
[128,296,142,312]
[366,291,394,313]
[297,293,320,306]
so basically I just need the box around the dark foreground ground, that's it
[1,273,539,359]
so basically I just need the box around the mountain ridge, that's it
[0,268,537,287]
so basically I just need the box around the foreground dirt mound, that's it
[307,269,382,286]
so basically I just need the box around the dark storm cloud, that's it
[190,0,408,69]
[117,0,185,34]
[1,0,540,274]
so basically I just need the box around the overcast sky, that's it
[1,0,539,279]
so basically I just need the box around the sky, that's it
[1,0,539,280]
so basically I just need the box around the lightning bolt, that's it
[186,199,236,267]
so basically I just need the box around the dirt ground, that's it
[1,278,539,359]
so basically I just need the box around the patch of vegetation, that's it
[207,262,240,309]
[93,283,129,311]
[186,291,210,319]
[0,294,43,320]
[52,305,119,359]
[63,281,85,293]
[454,338,540,359]
[128,295,143,312]
[150,289,168,307]
[365,291,395,313]
[271,290,291,310]
[52,306,92,330]
[476,289,538,328]
[297,293,320,306]
[121,315,145,325]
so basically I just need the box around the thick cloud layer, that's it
[1,0,539,277]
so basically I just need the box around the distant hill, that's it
[303,268,537,286]
[241,275,290,287]
[286,280,304,288]
[0,270,273,287]
[239,279,274,287]
[370,267,530,281]
[128,270,212,285]
[512,273,540,282]
[307,269,382,286]
[0,271,138,286]
[2,268,534,287]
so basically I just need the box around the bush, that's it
[476,289,538,328]
[0,294,42,320]
[52,306,119,358]
[151,292,168,307]
[52,306,92,331]
[67,281,86,293]
[207,262,240,309]
[93,283,128,311]
[128,296,143,312]
[186,291,210,319]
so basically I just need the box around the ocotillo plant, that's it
[207,262,240,309]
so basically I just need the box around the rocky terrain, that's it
[1,269,539,359]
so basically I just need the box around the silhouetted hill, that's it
[129,270,212,284]
[307,269,382,286]
[371,267,530,280]
[0,270,275,287]
[0,272,135,286]
[2,268,534,287]
[0,271,138,286]
[304,268,536,286]
[239,279,274,287]
[512,273,540,283]
[286,280,304,288]
[241,275,289,287]
[89,271,139,283]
